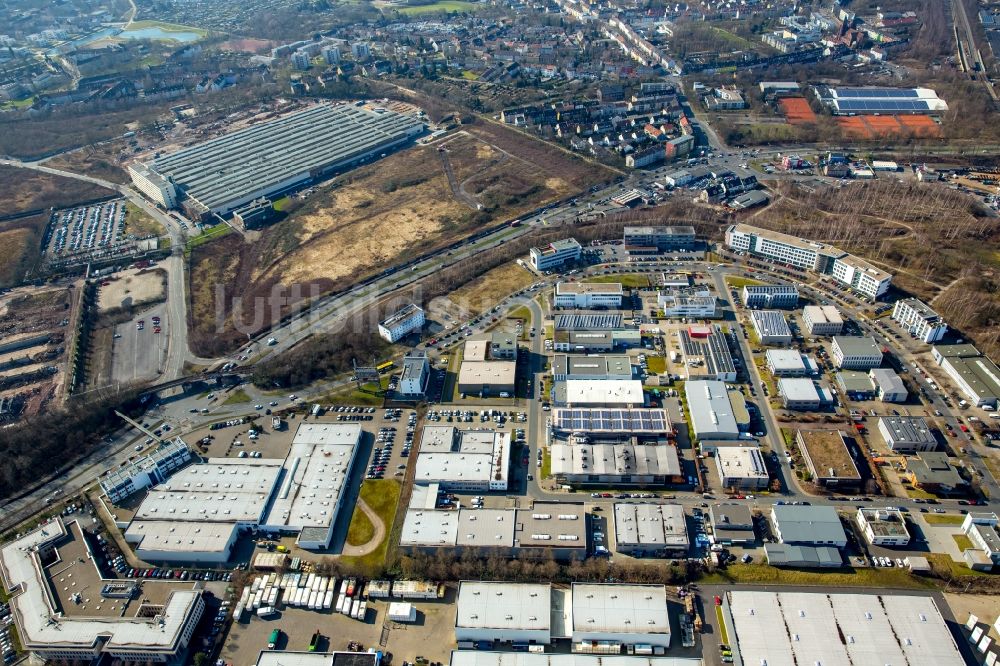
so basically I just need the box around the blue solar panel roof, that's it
[835,99,929,111]
[834,87,920,98]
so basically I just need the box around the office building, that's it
[795,429,861,488]
[891,298,948,343]
[622,226,698,253]
[658,291,717,319]
[778,378,831,410]
[677,327,737,381]
[553,329,641,353]
[529,238,582,271]
[551,355,633,382]
[726,224,892,298]
[877,416,936,453]
[715,446,769,490]
[931,344,1000,409]
[550,441,682,486]
[832,336,883,369]
[458,360,516,397]
[902,452,967,495]
[489,332,517,360]
[570,584,671,649]
[554,282,624,309]
[709,504,755,546]
[0,518,205,664]
[100,439,193,504]
[870,368,907,402]
[613,503,689,555]
[770,504,847,547]
[856,508,910,546]
[378,303,425,342]
[802,304,844,335]
[962,513,1000,566]
[835,370,876,400]
[722,591,965,666]
[414,426,510,491]
[742,285,799,309]
[764,544,842,568]
[750,310,792,346]
[685,380,740,440]
[553,380,645,407]
[131,104,424,216]
[766,349,818,377]
[455,582,552,644]
[399,351,430,397]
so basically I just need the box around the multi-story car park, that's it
[877,416,937,453]
[378,303,425,342]
[553,282,624,309]
[613,503,689,556]
[0,517,205,664]
[529,238,582,271]
[832,336,883,369]
[802,304,844,335]
[750,310,792,346]
[622,225,698,253]
[931,343,1000,408]
[891,298,948,343]
[130,103,424,216]
[741,284,799,309]
[855,508,911,546]
[726,223,892,298]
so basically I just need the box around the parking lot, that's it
[111,304,169,382]
[44,199,156,267]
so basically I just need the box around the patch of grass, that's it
[222,389,251,405]
[449,262,534,315]
[508,305,532,323]
[926,553,994,578]
[905,485,939,500]
[541,449,552,479]
[340,479,401,576]
[346,504,376,546]
[185,222,233,252]
[952,534,974,551]
[124,201,164,237]
[922,513,965,525]
[126,19,209,36]
[584,273,650,288]
[272,196,292,212]
[319,381,385,406]
[461,70,480,80]
[646,356,666,374]
[700,564,934,589]
[725,276,765,290]
[397,0,481,14]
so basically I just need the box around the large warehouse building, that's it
[414,426,511,491]
[722,591,964,666]
[813,86,949,115]
[130,103,424,215]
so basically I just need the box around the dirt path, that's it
[341,498,386,557]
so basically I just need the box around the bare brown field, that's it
[0,165,113,214]
[189,129,610,355]
[0,228,33,286]
[97,268,167,312]
[45,143,131,184]
[436,262,535,318]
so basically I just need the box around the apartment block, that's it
[891,298,948,343]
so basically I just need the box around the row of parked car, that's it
[125,567,233,582]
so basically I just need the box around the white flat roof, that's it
[456,582,552,632]
[450,652,703,666]
[564,380,644,405]
[400,509,459,546]
[0,518,201,653]
[571,584,669,635]
[126,520,238,554]
[414,428,510,486]
[614,503,688,548]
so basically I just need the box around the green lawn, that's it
[646,356,666,374]
[346,505,376,547]
[905,485,940,500]
[541,449,552,479]
[508,305,532,322]
[318,382,385,406]
[222,389,251,405]
[922,514,965,525]
[952,534,974,551]
[185,223,233,252]
[927,553,994,578]
[126,19,209,36]
[397,0,481,13]
[700,564,934,589]
[584,274,650,288]
[725,276,765,290]
[340,480,401,575]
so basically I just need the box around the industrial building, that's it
[901,452,968,495]
[378,303,425,342]
[835,370,877,400]
[552,380,645,407]
[741,285,799,309]
[549,408,671,442]
[571,583,671,650]
[549,441,682,486]
[856,507,911,546]
[554,282,624,309]
[770,504,848,547]
[677,327,737,381]
[530,238,582,271]
[553,329,642,353]
[726,224,892,299]
[962,513,1000,567]
[763,544,842,568]
[802,304,844,335]
[399,351,430,397]
[832,336,883,369]
[555,313,624,330]
[765,349,818,376]
[722,591,965,666]
[795,429,861,489]
[0,518,205,664]
[685,380,740,440]
[100,439,193,503]
[551,355,633,382]
[458,360,517,397]
[891,298,948,343]
[414,426,511,491]
[931,344,1000,409]
[813,86,949,115]
[622,226,698,253]
[450,654,701,666]
[877,416,937,453]
[400,502,587,560]
[613,503,688,556]
[455,582,552,645]
[130,103,424,216]
[777,378,831,410]
[120,423,363,560]
[255,652,380,666]
[750,310,792,346]
[715,445,769,490]
[870,368,907,402]
[708,504,755,546]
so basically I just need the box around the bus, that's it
[376,361,395,374]
[268,629,280,650]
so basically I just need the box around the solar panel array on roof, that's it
[552,408,669,433]
[836,99,930,112]
[555,313,624,330]
[834,88,920,98]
